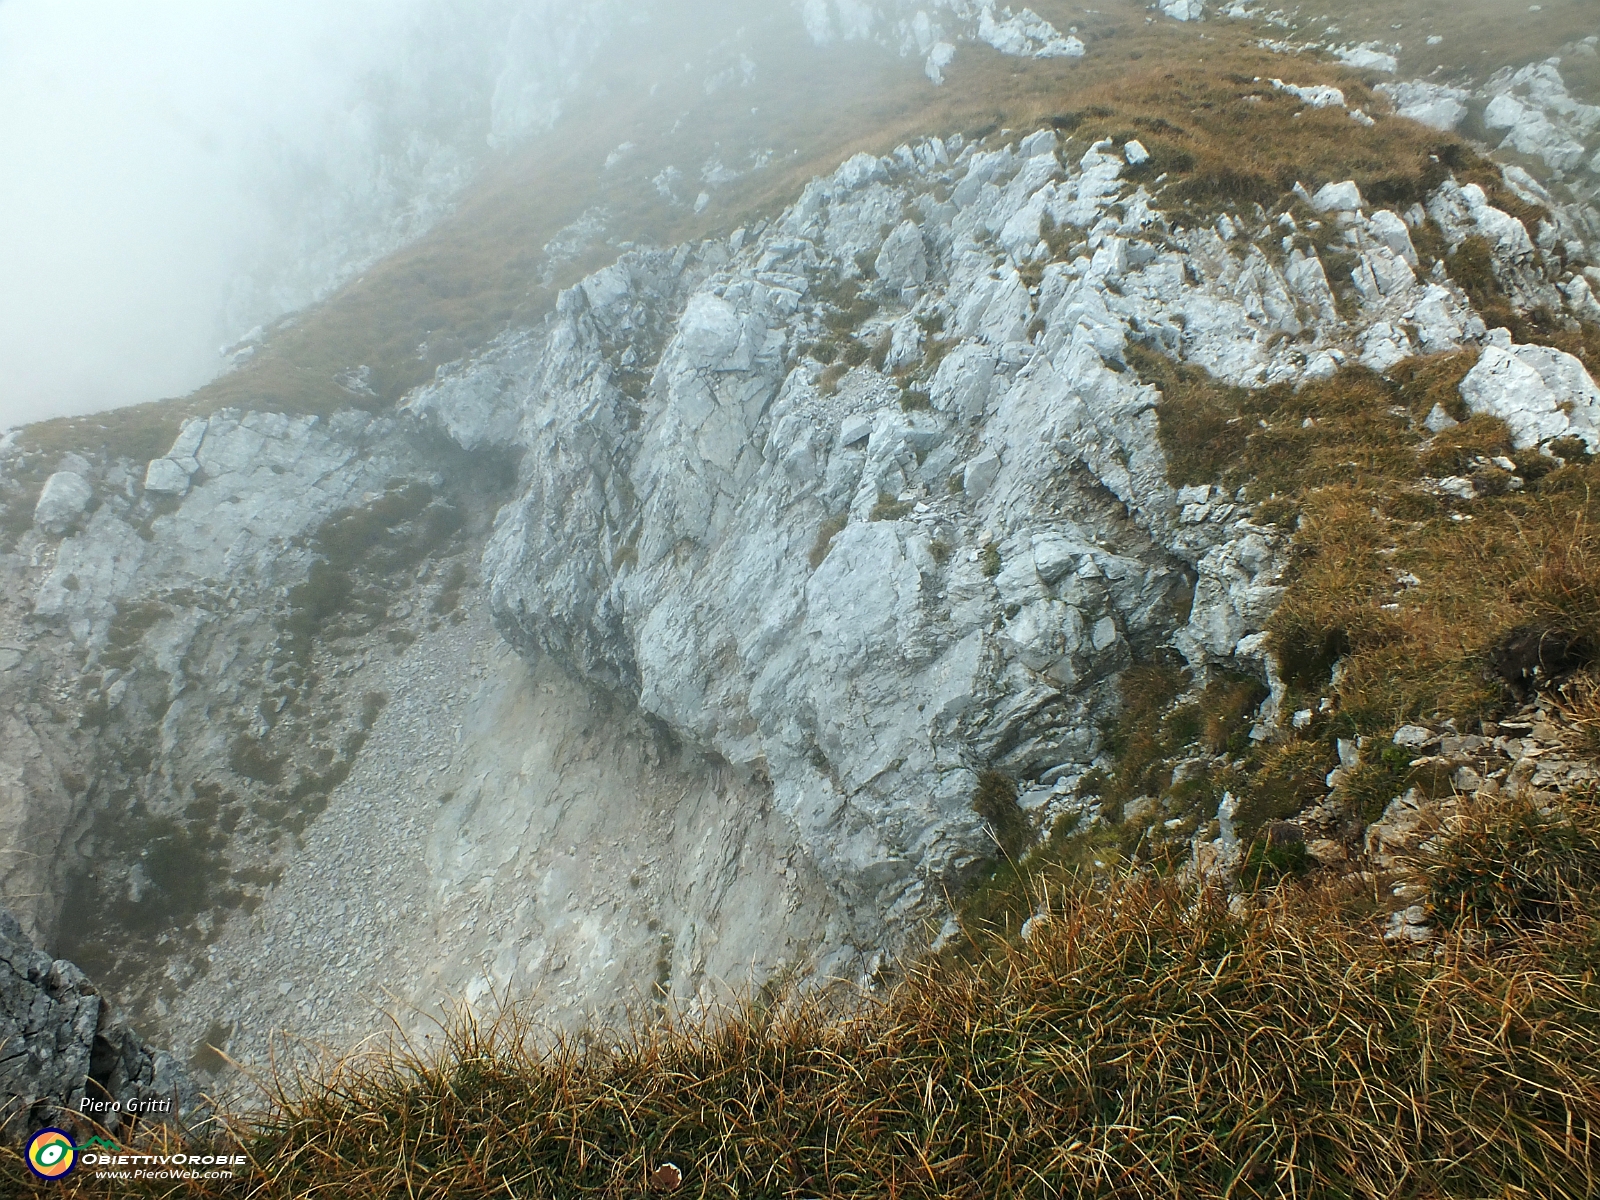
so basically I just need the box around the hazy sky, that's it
[0,0,474,429]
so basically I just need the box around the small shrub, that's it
[980,545,1002,577]
[972,770,1030,860]
[1418,414,1515,477]
[359,691,388,729]
[1199,674,1270,753]
[1039,211,1078,261]
[868,332,893,372]
[809,512,848,569]
[1550,435,1594,465]
[1488,623,1596,693]
[1239,836,1310,889]
[1273,622,1351,694]
[1232,740,1332,839]
[870,493,913,522]
[1390,348,1478,423]
[1447,235,1517,332]
[1337,761,1406,824]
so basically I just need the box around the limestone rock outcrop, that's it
[460,127,1572,946]
[1460,333,1600,450]
[1,908,198,1143]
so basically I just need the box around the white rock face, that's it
[1159,0,1205,20]
[462,129,1510,952]
[1481,60,1600,175]
[1459,339,1600,450]
[12,66,1599,1044]
[1334,44,1398,74]
[141,417,210,496]
[807,0,1084,62]
[1274,80,1345,109]
[1367,210,1419,266]
[142,458,194,496]
[1486,93,1589,174]
[33,472,94,533]
[1428,179,1566,317]
[35,411,405,644]
[978,7,1085,57]
[403,331,536,450]
[1377,81,1470,131]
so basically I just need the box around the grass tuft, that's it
[971,770,1029,860]
[1425,789,1600,932]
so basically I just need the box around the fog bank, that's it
[0,0,626,429]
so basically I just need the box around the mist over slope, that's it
[0,0,640,427]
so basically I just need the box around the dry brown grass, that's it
[1426,787,1600,933]
[1133,344,1600,739]
[11,842,1600,1199]
[1225,0,1600,86]
[1080,341,1600,861]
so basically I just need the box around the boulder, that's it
[1334,45,1397,74]
[1274,81,1346,109]
[840,413,874,447]
[142,458,195,496]
[978,7,1085,57]
[1367,210,1418,266]
[1310,180,1364,213]
[1459,339,1600,450]
[402,332,530,451]
[32,473,93,533]
[962,449,1002,500]
[930,343,998,424]
[1377,81,1469,132]
[1031,534,1090,584]
[873,221,928,293]
[1424,403,1460,432]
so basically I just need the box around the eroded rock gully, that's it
[4,118,1600,1101]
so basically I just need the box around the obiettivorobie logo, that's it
[26,1129,76,1180]
[25,1129,247,1183]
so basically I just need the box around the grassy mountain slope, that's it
[6,2,1600,1195]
